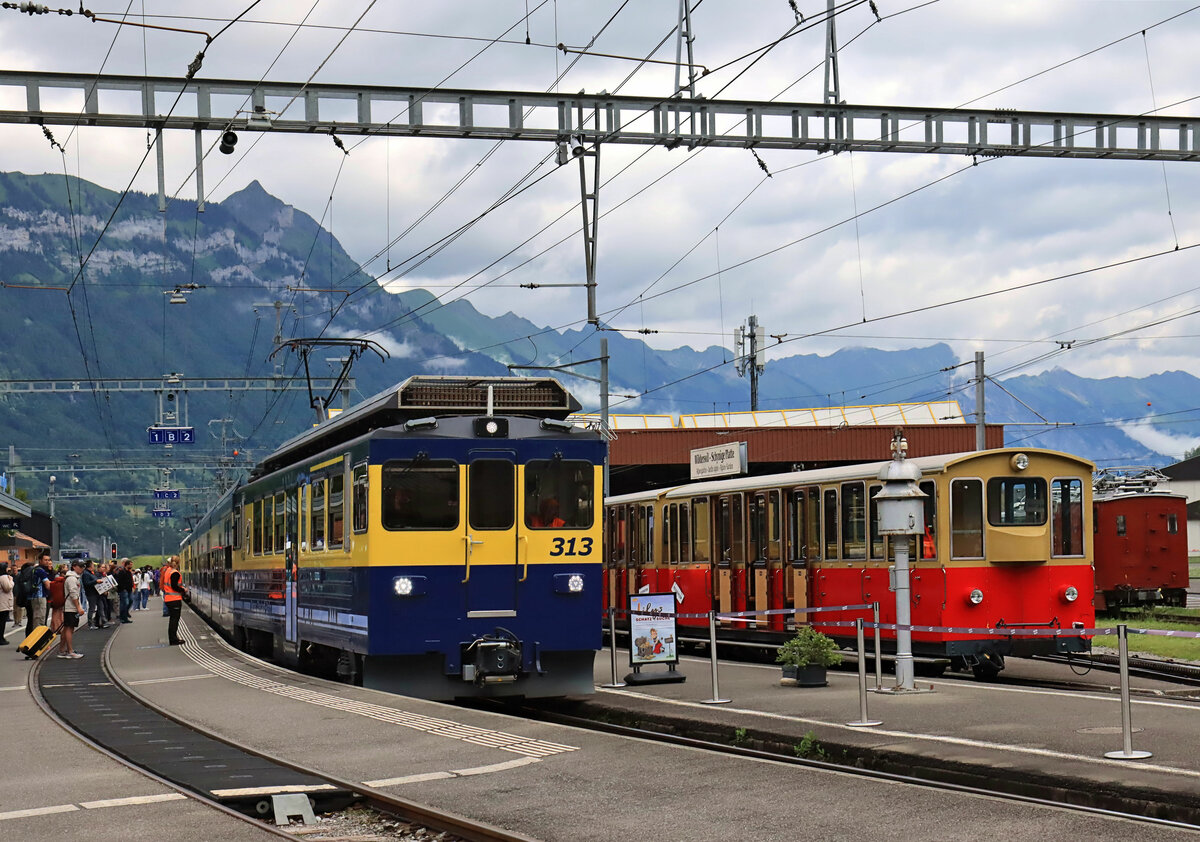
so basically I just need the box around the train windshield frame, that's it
[382,459,460,530]
[986,476,1048,527]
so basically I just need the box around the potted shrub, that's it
[776,627,843,687]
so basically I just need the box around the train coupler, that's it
[462,628,523,684]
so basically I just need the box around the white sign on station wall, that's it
[689,441,748,480]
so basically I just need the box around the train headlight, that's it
[967,588,984,605]
[554,573,585,594]
[1010,452,1029,471]
[392,575,426,597]
[1061,585,1079,603]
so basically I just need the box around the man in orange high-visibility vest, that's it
[160,556,189,646]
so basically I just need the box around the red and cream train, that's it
[603,448,1096,679]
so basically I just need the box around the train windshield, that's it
[382,460,460,530]
[987,477,1047,527]
[524,460,594,528]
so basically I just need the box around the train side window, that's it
[352,464,368,534]
[679,503,691,564]
[470,460,513,530]
[1167,513,1178,534]
[767,490,781,562]
[789,490,805,561]
[311,479,327,550]
[329,474,345,549]
[525,460,594,528]
[252,499,263,555]
[987,477,1048,526]
[823,489,838,560]
[748,494,765,561]
[807,487,822,562]
[726,494,745,563]
[919,480,937,560]
[382,459,460,530]
[841,482,867,560]
[613,507,627,565]
[644,504,655,564]
[1115,515,1126,537]
[950,479,984,559]
[868,484,884,560]
[1051,478,1084,557]
[232,506,242,551]
[667,504,678,564]
[692,498,710,563]
[273,492,286,553]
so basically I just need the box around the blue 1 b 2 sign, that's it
[147,426,195,445]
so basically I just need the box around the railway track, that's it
[1033,651,1200,688]
[32,628,535,842]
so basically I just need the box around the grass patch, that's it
[1093,616,1200,662]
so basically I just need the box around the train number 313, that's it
[549,537,593,556]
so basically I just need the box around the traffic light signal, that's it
[110,542,117,559]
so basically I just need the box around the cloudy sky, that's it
[3,0,1200,396]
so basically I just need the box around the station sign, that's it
[689,441,748,480]
[0,518,20,529]
[152,509,173,518]
[147,426,195,444]
[153,489,181,500]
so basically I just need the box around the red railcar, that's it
[1092,469,1189,610]
[605,448,1095,679]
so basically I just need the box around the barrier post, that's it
[872,602,883,691]
[601,607,626,689]
[846,618,882,727]
[701,610,730,705]
[1104,624,1151,760]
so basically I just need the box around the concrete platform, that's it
[81,603,1200,840]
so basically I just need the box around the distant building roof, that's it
[574,401,965,431]
[0,489,30,519]
[1163,454,1200,482]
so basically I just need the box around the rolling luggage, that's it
[18,624,59,660]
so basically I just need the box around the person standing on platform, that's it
[114,559,134,623]
[81,561,102,629]
[26,552,51,637]
[136,566,152,610]
[11,561,29,631]
[57,560,84,659]
[160,555,188,646]
[0,563,12,645]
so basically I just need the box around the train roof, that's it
[605,448,1094,504]
[254,376,582,479]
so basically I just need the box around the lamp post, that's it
[873,430,927,692]
[48,475,56,519]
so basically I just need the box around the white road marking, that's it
[0,805,78,821]
[0,685,26,692]
[80,794,186,809]
[363,756,541,787]
[126,673,216,686]
[597,686,1200,779]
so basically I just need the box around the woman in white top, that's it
[0,563,13,644]
[136,567,153,610]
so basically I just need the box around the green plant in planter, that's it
[776,627,844,668]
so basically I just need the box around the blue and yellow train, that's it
[179,376,605,700]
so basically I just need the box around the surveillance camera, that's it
[569,134,586,157]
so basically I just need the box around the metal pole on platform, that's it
[601,607,625,689]
[701,610,730,705]
[1104,624,1151,760]
[847,618,882,727]
[872,601,883,691]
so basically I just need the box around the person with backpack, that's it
[10,561,30,630]
[0,562,13,644]
[46,565,67,632]
[24,553,51,638]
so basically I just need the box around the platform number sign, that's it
[147,426,195,445]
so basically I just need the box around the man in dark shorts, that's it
[58,559,85,659]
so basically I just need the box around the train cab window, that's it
[1051,478,1084,557]
[329,474,345,549]
[823,489,839,560]
[987,477,1047,526]
[352,464,368,534]
[311,479,327,550]
[950,479,984,559]
[382,459,460,530]
[691,498,710,563]
[1115,515,1126,537]
[841,482,867,560]
[469,459,514,530]
[525,460,594,528]
[1167,513,1179,534]
[273,492,286,553]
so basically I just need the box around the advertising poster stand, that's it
[625,592,686,686]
